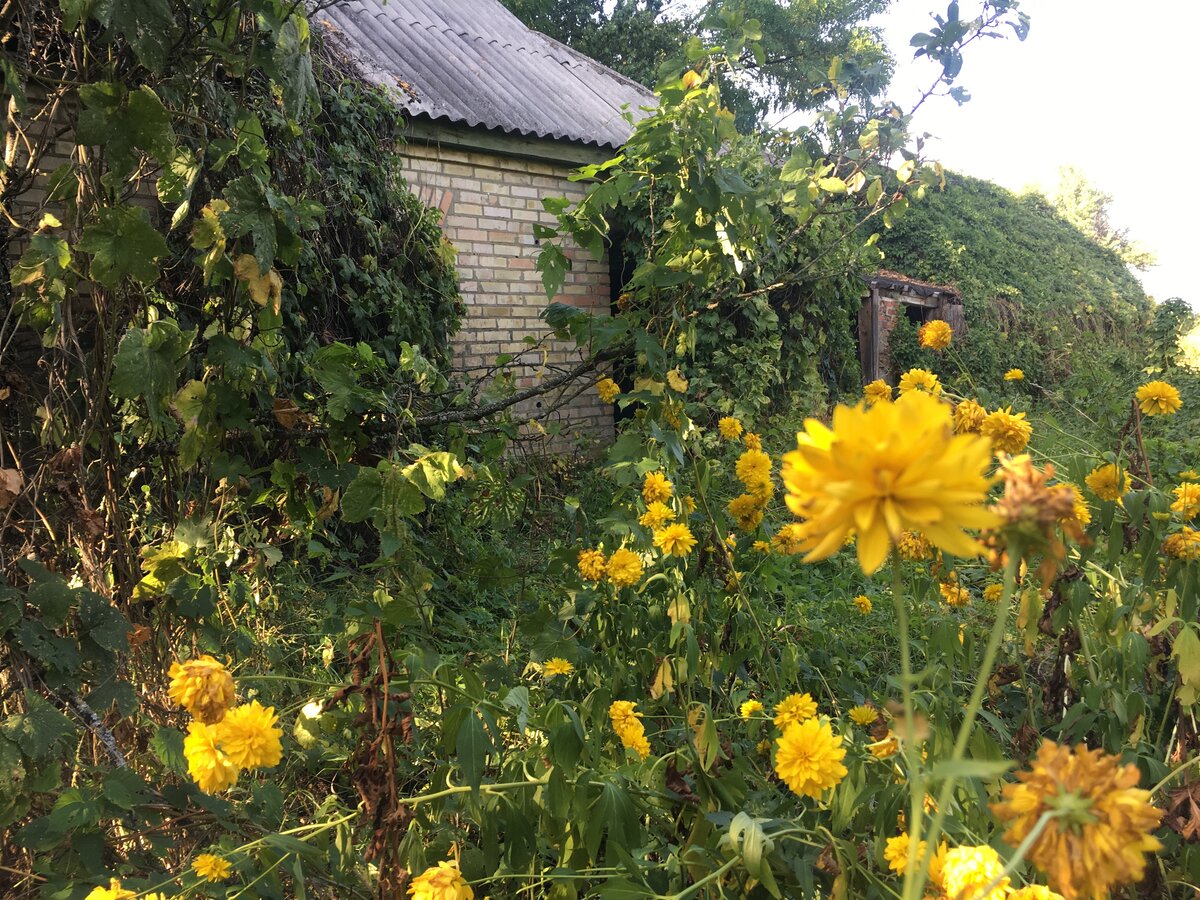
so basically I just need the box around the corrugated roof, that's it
[316,0,657,149]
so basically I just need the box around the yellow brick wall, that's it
[399,140,615,444]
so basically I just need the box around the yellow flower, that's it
[605,548,644,587]
[718,416,744,439]
[408,860,475,900]
[653,523,697,557]
[638,501,676,529]
[1009,888,1066,900]
[543,658,574,678]
[884,832,926,875]
[752,539,770,553]
[781,391,997,574]
[1085,463,1131,502]
[682,494,697,513]
[740,699,764,719]
[642,471,673,503]
[981,407,1032,454]
[216,701,282,770]
[983,583,1004,602]
[666,368,689,393]
[1136,380,1181,416]
[848,705,876,726]
[735,448,773,498]
[939,580,970,607]
[953,399,987,435]
[596,377,620,403]
[1181,470,1200,482]
[609,700,651,759]
[743,431,763,451]
[168,655,236,724]
[770,523,807,556]
[773,717,847,798]
[897,530,934,562]
[918,319,953,350]
[577,548,606,582]
[992,741,1162,900]
[1005,368,1025,381]
[941,845,1009,900]
[1164,527,1200,560]
[773,692,818,728]
[868,732,899,759]
[1056,483,1091,528]
[193,853,232,882]
[853,594,872,614]
[864,379,893,406]
[727,493,765,532]
[84,880,137,900]
[1172,482,1200,518]
[898,367,942,396]
[184,721,239,794]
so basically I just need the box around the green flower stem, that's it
[659,854,741,900]
[909,552,1021,898]
[890,555,927,899]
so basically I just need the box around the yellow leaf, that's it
[233,254,282,314]
[667,594,691,625]
[37,213,62,231]
[650,657,675,700]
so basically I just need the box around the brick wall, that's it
[399,139,615,445]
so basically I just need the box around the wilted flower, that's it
[940,579,971,607]
[897,531,934,562]
[742,431,763,451]
[1136,380,1181,416]
[781,392,996,574]
[991,741,1163,900]
[774,718,847,798]
[666,368,689,393]
[770,523,806,556]
[727,493,765,532]
[1164,527,1200,560]
[918,319,953,350]
[168,655,236,724]
[868,732,899,759]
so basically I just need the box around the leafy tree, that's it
[500,0,894,130]
[1049,164,1156,271]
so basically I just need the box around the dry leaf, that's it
[273,397,303,429]
[0,468,22,509]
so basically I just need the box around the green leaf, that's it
[2,692,76,758]
[272,15,318,119]
[928,758,1014,782]
[110,319,193,429]
[585,781,636,861]
[456,707,491,793]
[816,176,847,194]
[77,205,168,286]
[221,175,279,272]
[867,177,884,205]
[78,591,130,652]
[77,83,175,178]
[536,243,570,300]
[91,0,178,72]
[341,467,383,523]
[149,727,186,774]
[1175,626,1200,705]
[403,451,463,501]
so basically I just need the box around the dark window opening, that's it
[904,303,929,326]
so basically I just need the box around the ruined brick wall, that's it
[398,139,615,446]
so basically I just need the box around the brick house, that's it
[318,0,656,442]
[858,270,964,383]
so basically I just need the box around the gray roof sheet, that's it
[316,0,657,149]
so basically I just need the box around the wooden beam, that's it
[402,118,613,167]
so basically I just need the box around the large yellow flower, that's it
[1172,482,1200,518]
[781,391,997,574]
[740,699,764,719]
[897,530,934,561]
[605,548,644,587]
[773,717,847,799]
[408,861,475,900]
[991,741,1163,900]
[609,700,651,759]
[193,853,232,882]
[216,701,282,770]
[773,692,818,728]
[864,379,893,406]
[980,407,1032,454]
[918,319,953,350]
[84,880,137,900]
[596,377,620,404]
[727,493,765,532]
[577,548,606,582]
[939,580,970,607]
[848,704,877,726]
[718,416,744,439]
[542,658,574,678]
[1136,380,1181,416]
[642,471,673,503]
[1009,888,1065,900]
[184,721,239,794]
[638,501,675,529]
[898,367,942,396]
[953,399,987,435]
[1164,527,1200,560]
[168,655,236,724]
[941,845,1009,900]
[1084,463,1130,502]
[653,523,696,557]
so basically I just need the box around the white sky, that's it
[870,0,1195,305]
